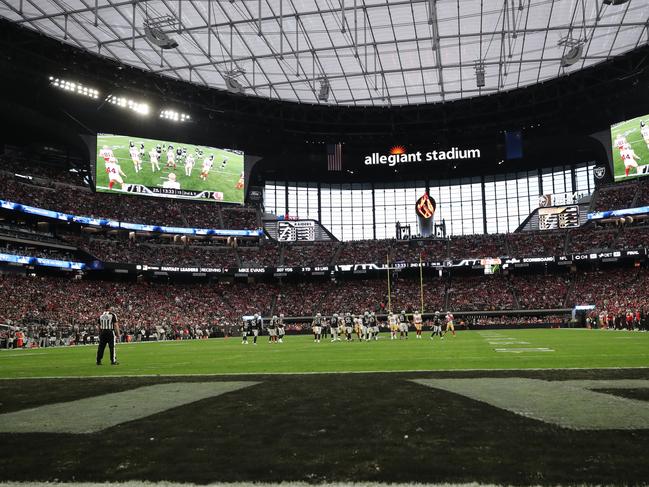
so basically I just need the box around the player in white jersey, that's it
[129,142,142,173]
[388,313,398,340]
[184,153,195,177]
[99,146,114,163]
[621,143,641,178]
[200,155,214,181]
[641,121,649,149]
[162,172,180,189]
[105,156,126,190]
[149,148,160,172]
[445,311,456,337]
[413,311,423,339]
[614,134,627,153]
[166,145,176,169]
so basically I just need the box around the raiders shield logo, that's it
[594,166,606,179]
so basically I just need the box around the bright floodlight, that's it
[49,76,99,99]
[105,95,149,115]
[160,109,191,122]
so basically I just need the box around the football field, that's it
[610,114,649,181]
[96,133,244,204]
[1,329,649,485]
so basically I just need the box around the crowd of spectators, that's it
[80,238,240,268]
[568,267,649,315]
[0,241,79,262]
[510,273,570,309]
[237,243,281,267]
[0,175,260,230]
[592,183,637,212]
[615,226,649,250]
[282,242,338,267]
[448,234,507,259]
[447,275,516,311]
[507,231,566,256]
[567,226,617,253]
[337,239,394,265]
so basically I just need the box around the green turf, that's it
[610,114,649,182]
[1,329,649,378]
[96,133,244,204]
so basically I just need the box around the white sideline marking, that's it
[0,381,257,434]
[494,348,554,353]
[2,365,649,380]
[0,483,509,487]
[413,378,649,430]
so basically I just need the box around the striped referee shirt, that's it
[99,311,118,331]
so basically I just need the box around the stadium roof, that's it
[1,0,648,107]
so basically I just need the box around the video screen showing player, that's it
[610,114,649,181]
[95,133,245,204]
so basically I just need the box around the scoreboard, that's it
[538,205,580,230]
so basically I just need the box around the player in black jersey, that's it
[431,311,444,340]
[399,310,409,339]
[268,315,279,344]
[250,313,262,345]
[277,314,286,343]
[330,313,340,342]
[344,313,354,341]
[241,318,250,344]
[312,313,323,343]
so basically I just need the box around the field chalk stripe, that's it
[0,483,505,487]
[0,381,258,434]
[412,378,649,430]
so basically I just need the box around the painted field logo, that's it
[364,146,481,167]
[413,378,649,430]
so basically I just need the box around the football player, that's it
[166,145,176,169]
[268,315,278,343]
[312,313,323,343]
[399,310,409,339]
[370,311,379,340]
[139,142,145,158]
[99,145,114,163]
[105,156,126,190]
[250,313,262,345]
[241,318,250,345]
[642,121,649,150]
[329,313,340,342]
[277,313,286,343]
[184,152,195,177]
[388,312,398,340]
[445,311,456,337]
[220,156,228,171]
[413,310,423,339]
[431,311,444,340]
[200,154,214,181]
[344,312,354,341]
[129,141,141,173]
[149,147,161,172]
[621,143,641,178]
[354,314,363,340]
[235,171,244,190]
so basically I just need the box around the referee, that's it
[97,304,120,366]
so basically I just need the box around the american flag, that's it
[326,142,342,171]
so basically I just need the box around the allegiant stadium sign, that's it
[364,145,481,167]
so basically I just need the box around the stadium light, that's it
[105,94,149,115]
[160,109,191,122]
[49,76,99,99]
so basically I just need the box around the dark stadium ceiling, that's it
[0,0,648,107]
